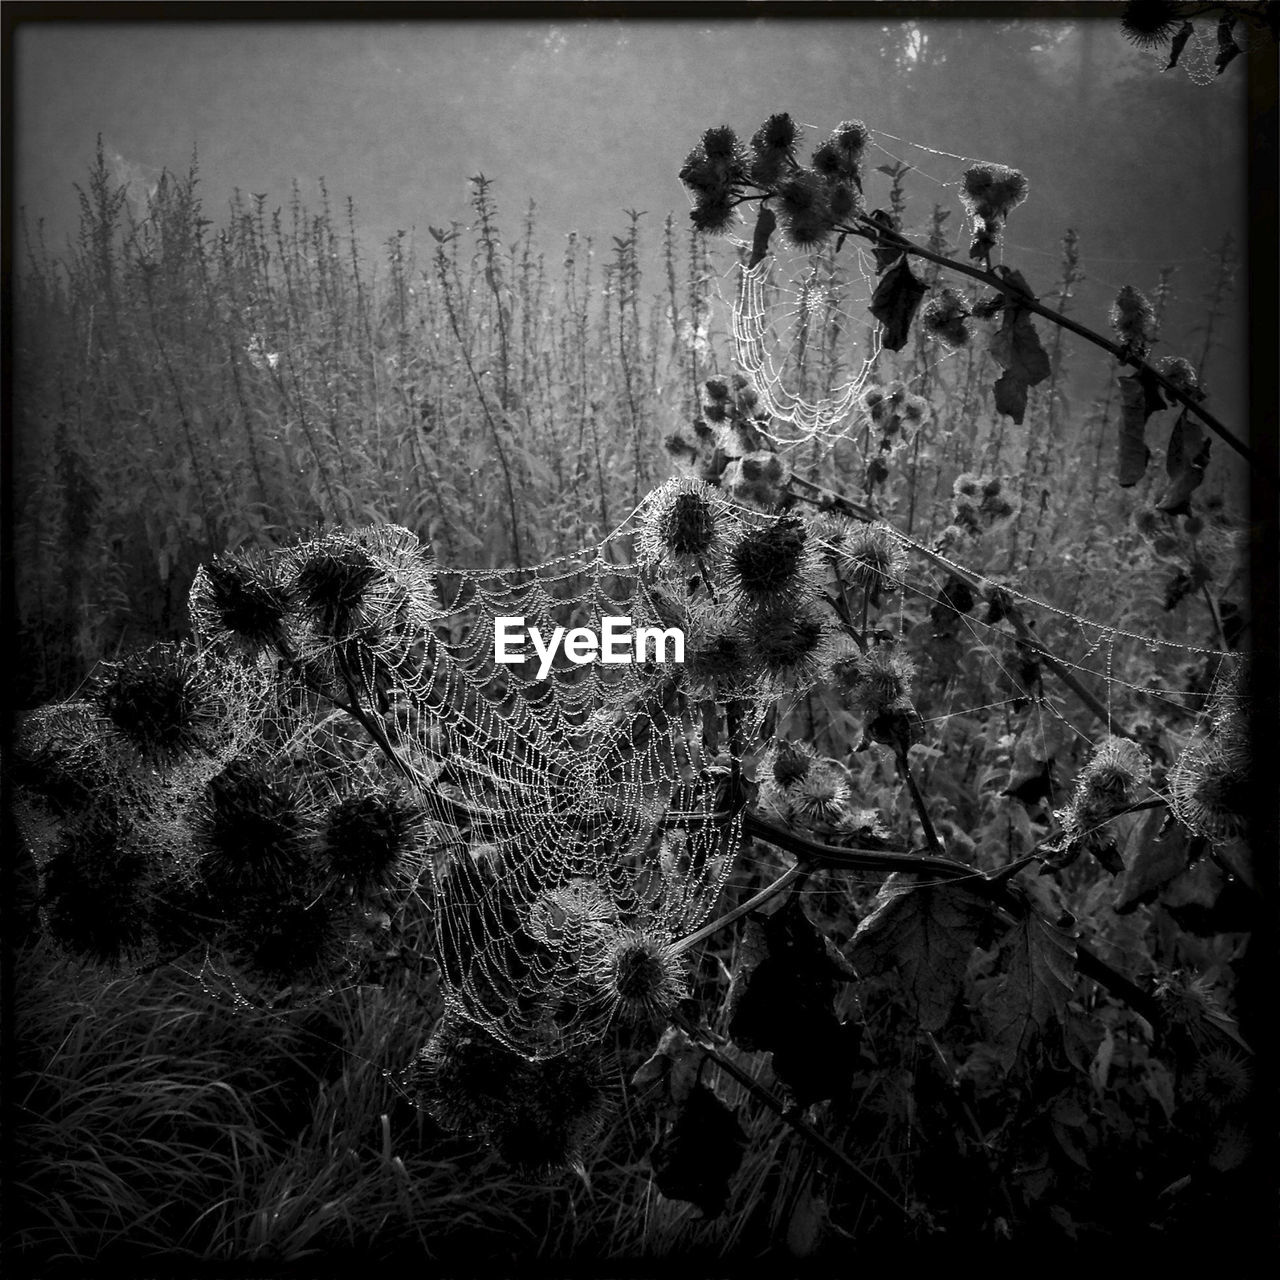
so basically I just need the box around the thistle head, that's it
[638,478,727,573]
[920,288,973,349]
[727,516,813,605]
[598,928,687,1023]
[89,643,219,768]
[960,163,1029,224]
[191,550,293,655]
[323,783,422,895]
[1109,285,1158,355]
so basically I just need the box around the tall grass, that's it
[13,141,1240,706]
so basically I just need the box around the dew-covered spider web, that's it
[15,467,1250,1066]
[725,250,882,445]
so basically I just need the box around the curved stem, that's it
[840,213,1265,478]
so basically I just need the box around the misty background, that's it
[15,15,1247,421]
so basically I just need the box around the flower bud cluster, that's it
[1109,284,1158,356]
[949,473,1016,539]
[960,163,1028,262]
[919,288,973,349]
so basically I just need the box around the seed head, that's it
[844,647,916,720]
[192,550,293,654]
[920,288,972,349]
[727,517,811,604]
[751,112,800,156]
[323,784,422,894]
[960,163,1029,223]
[90,643,219,768]
[1185,1047,1252,1114]
[748,603,832,694]
[1120,0,1184,48]
[408,1009,611,1177]
[1074,735,1151,823]
[639,478,726,572]
[198,758,314,896]
[1109,285,1158,355]
[600,928,687,1023]
[1169,727,1249,840]
[776,170,833,248]
[833,520,908,596]
[791,760,853,828]
[767,738,816,788]
[1157,354,1202,399]
[290,531,383,639]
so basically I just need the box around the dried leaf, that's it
[1117,372,1166,486]
[1215,16,1241,74]
[1113,810,1193,914]
[1156,411,1211,514]
[727,898,861,1105]
[1165,20,1194,70]
[866,208,903,272]
[632,1025,702,1109]
[982,902,1078,1070]
[870,256,927,351]
[649,1083,748,1218]
[993,370,1029,425]
[749,204,777,269]
[849,874,994,1031]
[988,307,1051,423]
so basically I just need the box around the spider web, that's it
[15,475,1248,1063]
[725,250,882,446]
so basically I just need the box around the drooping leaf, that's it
[1215,16,1241,74]
[993,371,1029,425]
[982,898,1078,1070]
[727,898,861,1105]
[865,208,903,272]
[869,256,927,351]
[849,874,994,1031]
[649,1082,748,1218]
[1156,410,1211,514]
[988,306,1051,423]
[1116,371,1167,486]
[1113,809,1194,913]
[749,204,777,269]
[1165,20,1194,70]
[631,1024,703,1111]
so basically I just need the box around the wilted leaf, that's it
[982,900,1078,1070]
[1113,809,1193,913]
[993,371,1029,425]
[1215,16,1241,74]
[632,1025,702,1110]
[727,899,861,1105]
[866,208,903,272]
[749,204,777,269]
[988,307,1050,423]
[849,874,994,1031]
[1156,411,1211,514]
[1166,20,1194,70]
[649,1083,748,1218]
[1117,372,1166,486]
[870,256,927,351]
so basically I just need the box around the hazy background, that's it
[13,14,1249,416]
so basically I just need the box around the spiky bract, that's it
[323,784,423,894]
[598,928,687,1023]
[638,478,728,573]
[90,643,219,768]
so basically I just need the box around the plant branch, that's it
[842,212,1266,478]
